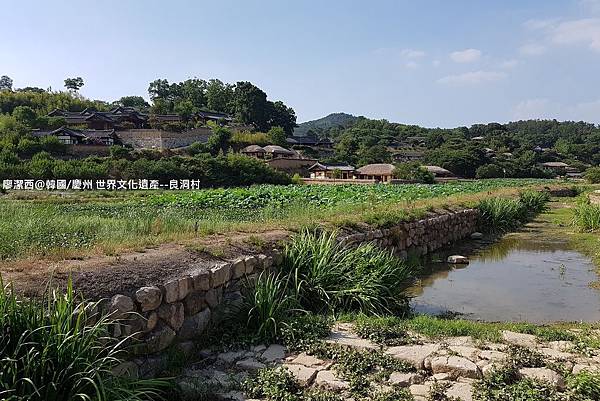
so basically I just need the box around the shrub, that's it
[584,166,600,184]
[567,370,600,400]
[243,367,302,401]
[0,279,167,400]
[393,162,434,184]
[476,164,505,179]
[573,200,600,232]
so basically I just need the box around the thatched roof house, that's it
[424,165,456,177]
[355,163,395,182]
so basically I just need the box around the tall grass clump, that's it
[0,279,167,401]
[573,199,600,232]
[478,190,549,232]
[281,229,417,315]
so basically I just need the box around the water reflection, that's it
[407,227,600,323]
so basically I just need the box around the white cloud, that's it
[437,70,507,86]
[432,59,441,67]
[551,18,600,51]
[499,59,519,69]
[519,43,547,56]
[400,49,426,59]
[512,98,559,120]
[405,61,419,69]
[450,48,482,63]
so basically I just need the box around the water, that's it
[407,217,600,323]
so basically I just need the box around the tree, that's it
[233,81,269,130]
[393,162,434,183]
[115,96,149,109]
[207,125,232,155]
[206,79,234,113]
[267,126,287,146]
[357,144,391,166]
[64,77,84,92]
[148,79,172,101]
[0,76,13,91]
[12,106,37,127]
[585,167,600,184]
[268,101,297,135]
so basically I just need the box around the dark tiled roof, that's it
[308,162,355,171]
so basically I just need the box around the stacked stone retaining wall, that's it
[108,208,480,376]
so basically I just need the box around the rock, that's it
[385,344,440,369]
[429,356,481,379]
[501,331,537,348]
[449,346,480,360]
[145,324,176,353]
[572,363,600,374]
[315,370,349,390]
[446,382,473,401]
[519,368,565,389]
[409,383,432,400]
[447,255,469,264]
[326,326,378,350]
[217,391,245,401]
[389,372,423,386]
[157,302,185,330]
[218,350,246,364]
[109,294,135,317]
[135,287,163,312]
[548,340,574,352]
[236,358,266,371]
[470,232,484,240]
[191,271,211,291]
[232,259,246,278]
[252,344,267,353]
[282,364,318,386]
[178,308,211,341]
[445,336,475,347]
[145,311,158,332]
[161,280,178,304]
[290,352,328,368]
[262,344,286,362]
[272,249,283,266]
[205,287,223,308]
[479,350,508,362]
[112,361,139,378]
[431,372,452,381]
[177,276,191,300]
[244,256,258,274]
[183,290,207,315]
[211,263,232,287]
[539,347,574,360]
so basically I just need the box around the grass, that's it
[0,278,169,401]
[477,190,550,232]
[573,199,600,232]
[0,179,562,261]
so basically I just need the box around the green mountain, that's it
[293,112,359,137]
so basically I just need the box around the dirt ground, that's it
[0,229,292,299]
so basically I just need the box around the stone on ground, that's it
[470,232,484,240]
[519,367,565,390]
[479,350,508,362]
[386,344,440,369]
[282,364,318,386]
[315,370,349,390]
[290,352,329,368]
[449,345,480,360]
[501,330,537,348]
[446,382,474,401]
[388,372,423,386]
[218,350,246,364]
[409,383,432,401]
[261,344,286,362]
[573,363,600,374]
[428,355,481,379]
[236,358,265,371]
[326,325,378,350]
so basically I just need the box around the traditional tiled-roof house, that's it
[308,162,355,179]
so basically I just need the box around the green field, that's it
[0,179,560,260]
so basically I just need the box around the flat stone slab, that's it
[235,358,265,371]
[446,382,473,401]
[519,367,565,390]
[539,347,574,360]
[326,328,378,350]
[282,364,318,386]
[429,355,481,379]
[261,344,286,362]
[315,370,349,390]
[290,352,329,368]
[449,345,480,360]
[501,331,537,348]
[388,372,423,387]
[479,350,508,362]
[218,351,246,364]
[386,344,440,369]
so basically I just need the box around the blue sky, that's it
[2,0,600,127]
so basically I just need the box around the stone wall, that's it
[109,208,479,377]
[116,128,211,149]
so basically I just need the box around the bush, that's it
[567,370,600,400]
[573,200,600,232]
[393,162,434,184]
[585,166,600,184]
[476,164,504,179]
[0,279,167,400]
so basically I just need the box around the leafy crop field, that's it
[0,179,557,260]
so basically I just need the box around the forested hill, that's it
[293,112,359,137]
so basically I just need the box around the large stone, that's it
[261,344,286,362]
[178,308,211,341]
[479,350,508,362]
[210,263,232,287]
[447,255,469,264]
[445,382,473,401]
[177,276,191,300]
[449,346,480,360]
[109,294,135,318]
[112,361,139,379]
[191,271,211,291]
[283,364,318,386]
[501,331,537,348]
[236,358,266,371]
[572,363,600,374]
[388,372,423,387]
[183,290,206,315]
[385,344,440,369]
[232,259,246,278]
[161,280,179,303]
[326,325,378,350]
[218,350,247,364]
[135,286,162,312]
[157,302,185,330]
[409,383,432,400]
[519,367,565,390]
[145,311,158,332]
[205,287,223,308]
[290,352,328,368]
[145,324,176,353]
[429,356,481,379]
[539,347,574,360]
[315,370,349,390]
[244,256,258,274]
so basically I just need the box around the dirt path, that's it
[0,229,292,299]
